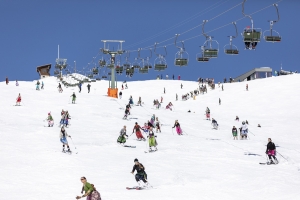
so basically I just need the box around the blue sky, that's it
[0,0,298,82]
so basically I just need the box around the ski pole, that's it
[249,130,255,136]
[128,132,135,138]
[70,137,78,154]
[172,128,174,135]
[276,151,288,162]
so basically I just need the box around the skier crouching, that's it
[131,158,149,188]
[76,177,101,200]
[212,118,218,129]
[172,120,182,135]
[133,122,145,141]
[117,126,128,144]
[47,112,54,127]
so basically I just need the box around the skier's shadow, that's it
[206,138,220,141]
[244,153,262,156]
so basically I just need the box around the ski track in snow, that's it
[0,75,300,200]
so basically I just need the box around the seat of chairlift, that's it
[204,49,218,58]
[139,68,149,74]
[197,57,210,62]
[225,49,239,55]
[154,64,167,71]
[265,36,281,42]
[133,65,140,68]
[175,58,188,66]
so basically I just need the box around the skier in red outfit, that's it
[133,122,145,141]
[16,93,21,106]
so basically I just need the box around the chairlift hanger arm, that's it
[272,4,280,23]
[232,22,238,38]
[242,0,253,27]
[202,20,209,38]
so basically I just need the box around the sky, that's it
[0,0,299,82]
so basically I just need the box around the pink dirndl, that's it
[176,126,182,135]
[267,150,276,156]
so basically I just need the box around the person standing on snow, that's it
[222,84,224,91]
[232,126,238,140]
[59,127,71,153]
[266,138,278,164]
[246,84,248,91]
[240,121,248,139]
[138,97,142,106]
[205,107,211,120]
[119,91,122,99]
[16,80,19,86]
[16,93,22,106]
[160,96,163,103]
[64,110,71,127]
[117,125,128,144]
[71,92,76,104]
[57,83,63,93]
[155,117,161,133]
[78,82,82,93]
[60,109,65,127]
[219,98,221,105]
[36,80,40,90]
[133,122,145,141]
[147,127,158,152]
[5,77,9,85]
[212,118,218,129]
[41,81,44,90]
[76,177,101,200]
[87,84,91,93]
[131,158,148,188]
[164,87,165,94]
[181,83,183,89]
[176,93,178,101]
[47,112,54,127]
[172,120,182,135]
[150,114,155,125]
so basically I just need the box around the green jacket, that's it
[83,182,94,195]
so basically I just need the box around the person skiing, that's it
[64,110,71,127]
[123,108,130,120]
[71,92,76,104]
[205,107,210,120]
[133,122,145,141]
[222,84,224,91]
[117,126,128,144]
[181,83,183,89]
[266,138,278,165]
[76,177,101,200]
[129,95,134,105]
[16,93,21,106]
[57,83,63,93]
[240,121,248,139]
[246,84,248,91]
[16,80,19,86]
[172,120,182,135]
[164,87,165,94]
[235,116,239,121]
[150,114,155,125]
[47,112,54,127]
[119,91,122,99]
[232,126,238,140]
[147,120,154,129]
[166,102,173,111]
[147,127,158,152]
[155,117,161,133]
[41,81,44,89]
[59,126,71,153]
[212,118,218,129]
[138,97,142,106]
[36,80,40,90]
[176,93,178,101]
[60,109,65,127]
[122,84,124,90]
[87,84,91,93]
[5,77,9,85]
[131,158,148,188]
[78,82,82,93]
[160,96,163,103]
[219,98,221,105]
[125,83,128,89]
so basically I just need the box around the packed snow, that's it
[0,74,300,200]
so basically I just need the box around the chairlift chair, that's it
[264,4,281,42]
[224,22,239,55]
[154,43,167,71]
[116,66,123,74]
[196,46,210,62]
[174,34,189,66]
[202,20,219,58]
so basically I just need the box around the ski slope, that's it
[0,74,300,200]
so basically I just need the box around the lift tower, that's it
[100,40,125,98]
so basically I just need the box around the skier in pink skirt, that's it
[172,120,182,135]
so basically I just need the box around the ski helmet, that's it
[134,158,138,162]
[242,121,245,125]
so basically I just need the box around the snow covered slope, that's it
[0,75,300,200]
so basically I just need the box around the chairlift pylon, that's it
[154,43,167,71]
[224,22,239,55]
[174,34,189,67]
[264,4,281,43]
[242,0,262,50]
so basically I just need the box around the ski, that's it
[62,150,72,154]
[124,145,136,148]
[126,187,138,190]
[259,162,267,165]
[145,150,157,153]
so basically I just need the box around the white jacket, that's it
[241,124,248,131]
[60,130,69,138]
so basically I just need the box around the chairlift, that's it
[54,70,60,75]
[242,0,262,50]
[174,34,189,66]
[201,20,219,58]
[92,67,99,75]
[154,43,167,71]
[138,59,149,74]
[132,49,141,69]
[196,46,210,62]
[224,22,239,55]
[115,58,123,74]
[125,66,134,77]
[264,4,281,42]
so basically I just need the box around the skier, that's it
[129,96,134,105]
[119,91,122,99]
[87,84,91,93]
[212,118,218,129]
[47,112,54,127]
[266,138,278,164]
[57,83,63,93]
[166,102,173,111]
[64,110,71,127]
[60,109,65,127]
[160,96,163,103]
[235,116,239,121]
[172,74,174,80]
[59,127,71,153]
[181,83,183,89]
[123,108,130,120]
[131,158,148,188]
[164,87,165,94]
[219,98,221,105]
[125,104,131,115]
[117,126,128,144]
[125,83,128,89]
[176,93,178,101]
[232,126,238,140]
[36,80,40,90]
[16,93,21,106]
[147,127,158,152]
[138,97,142,106]
[147,120,154,128]
[172,120,182,135]
[205,107,210,120]
[5,77,9,85]
[246,84,248,91]
[222,84,224,91]
[41,81,44,89]
[122,84,124,90]
[76,177,101,200]
[71,92,76,104]
[155,117,161,133]
[78,82,82,93]
[132,122,145,141]
[258,124,261,128]
[240,121,248,140]
[150,114,155,126]
[16,80,19,86]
